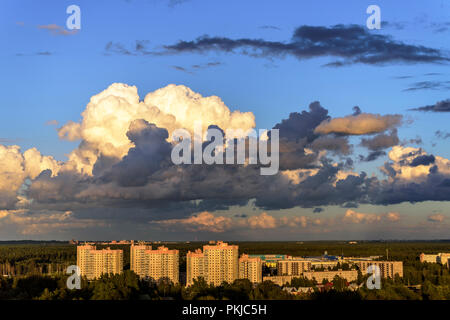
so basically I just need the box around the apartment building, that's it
[130,244,179,284]
[186,241,239,286]
[355,261,403,279]
[186,249,205,286]
[438,253,450,265]
[130,242,152,277]
[146,246,179,284]
[277,258,312,276]
[239,254,262,284]
[419,253,450,265]
[302,270,358,283]
[77,244,123,280]
[420,253,439,263]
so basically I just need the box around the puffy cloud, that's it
[58,83,255,175]
[155,211,233,232]
[343,209,400,224]
[154,211,326,233]
[0,209,104,235]
[246,212,277,229]
[314,113,402,135]
[427,213,445,222]
[384,146,450,181]
[3,83,450,235]
[0,145,59,208]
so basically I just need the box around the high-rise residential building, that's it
[147,246,179,284]
[356,261,403,279]
[186,241,239,286]
[239,254,262,283]
[130,242,152,278]
[277,258,312,276]
[203,241,239,286]
[77,244,123,280]
[186,249,205,286]
[130,244,179,284]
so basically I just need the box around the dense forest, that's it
[0,241,449,300]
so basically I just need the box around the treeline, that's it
[2,271,450,300]
[0,245,76,276]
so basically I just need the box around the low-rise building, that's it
[420,253,439,263]
[419,253,450,265]
[277,259,312,276]
[302,270,358,283]
[263,275,295,286]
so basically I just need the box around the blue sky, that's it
[0,0,449,240]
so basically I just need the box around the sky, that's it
[0,0,449,240]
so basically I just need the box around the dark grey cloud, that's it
[360,129,399,151]
[272,101,351,169]
[172,61,222,74]
[410,154,435,167]
[407,136,423,145]
[359,150,386,162]
[403,81,450,91]
[259,25,281,31]
[352,106,361,115]
[105,24,450,66]
[409,99,450,112]
[382,21,406,30]
[435,130,450,139]
[392,75,413,79]
[21,99,450,219]
[161,24,450,66]
[16,52,53,56]
[171,65,193,74]
[103,120,173,187]
[430,21,450,33]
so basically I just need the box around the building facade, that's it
[130,242,152,278]
[277,259,312,276]
[130,244,179,284]
[420,253,450,265]
[77,244,123,280]
[356,261,403,279]
[146,246,179,284]
[186,241,239,286]
[239,254,262,284]
[302,270,358,283]
[420,253,439,263]
[186,249,205,286]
